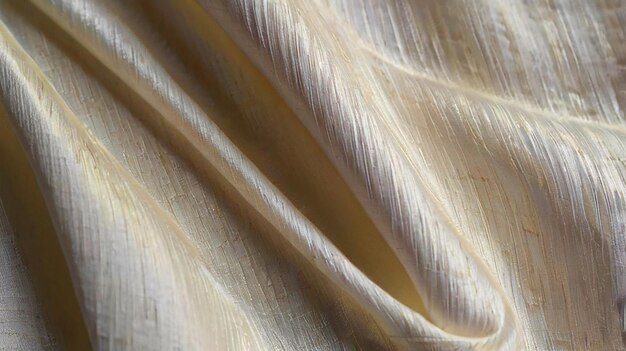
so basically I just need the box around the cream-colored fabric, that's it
[0,0,624,350]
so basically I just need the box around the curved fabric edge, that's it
[23,0,524,349]
[198,0,521,348]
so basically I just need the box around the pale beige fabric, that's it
[0,0,625,350]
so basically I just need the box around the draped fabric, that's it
[0,0,625,350]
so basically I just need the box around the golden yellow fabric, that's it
[0,0,624,350]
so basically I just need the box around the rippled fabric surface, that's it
[0,0,625,350]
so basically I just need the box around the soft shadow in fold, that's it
[12,0,426,318]
[0,107,92,350]
[135,0,428,315]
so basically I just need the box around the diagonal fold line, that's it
[198,0,521,348]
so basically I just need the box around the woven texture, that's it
[0,0,625,349]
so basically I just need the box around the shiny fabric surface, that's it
[0,0,625,350]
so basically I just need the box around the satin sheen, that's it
[0,0,625,350]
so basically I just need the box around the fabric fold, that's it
[25,0,523,348]
[200,0,521,348]
[24,0,447,348]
